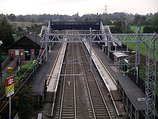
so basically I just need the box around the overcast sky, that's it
[0,0,158,16]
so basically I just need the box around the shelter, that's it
[113,52,128,71]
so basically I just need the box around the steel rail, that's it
[79,43,112,119]
[59,35,77,119]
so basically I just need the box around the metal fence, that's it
[128,69,158,110]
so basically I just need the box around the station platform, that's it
[84,42,117,91]
[29,43,62,96]
[47,42,67,93]
[91,42,146,118]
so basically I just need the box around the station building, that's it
[8,33,44,61]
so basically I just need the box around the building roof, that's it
[8,33,44,49]
[25,33,42,46]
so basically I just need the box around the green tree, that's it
[8,14,16,22]
[0,17,14,51]
[151,15,158,27]
[12,84,35,119]
[114,20,122,28]
[144,15,158,33]
[134,15,141,26]
[143,26,155,33]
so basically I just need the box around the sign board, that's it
[15,50,19,56]
[137,98,145,101]
[21,52,23,56]
[5,76,14,97]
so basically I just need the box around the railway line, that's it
[52,31,119,119]
[59,43,76,119]
[78,42,113,119]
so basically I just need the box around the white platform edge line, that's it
[84,42,117,91]
[47,42,67,92]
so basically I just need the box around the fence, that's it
[128,69,158,110]
[96,43,158,110]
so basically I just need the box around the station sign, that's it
[5,76,14,97]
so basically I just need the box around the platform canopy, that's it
[50,21,100,30]
[113,52,128,58]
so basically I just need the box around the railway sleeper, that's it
[62,108,74,110]
[96,113,108,115]
[94,105,106,108]
[62,112,74,114]
[95,108,107,111]
[62,116,74,118]
[96,116,110,119]
[62,110,74,112]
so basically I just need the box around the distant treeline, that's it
[0,12,158,26]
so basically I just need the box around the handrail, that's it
[6,56,19,70]
[2,56,9,65]
[38,47,47,64]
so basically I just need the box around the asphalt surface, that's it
[91,43,145,110]
[29,43,61,95]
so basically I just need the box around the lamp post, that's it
[0,40,3,85]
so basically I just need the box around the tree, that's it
[12,84,35,119]
[143,15,158,33]
[0,17,14,51]
[143,26,155,33]
[16,15,25,22]
[141,16,146,25]
[151,15,158,27]
[8,14,16,22]
[114,20,122,28]
[134,15,141,26]
[133,15,147,26]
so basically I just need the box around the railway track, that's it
[59,43,76,119]
[78,43,112,119]
[53,31,117,119]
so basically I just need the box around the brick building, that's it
[8,33,44,61]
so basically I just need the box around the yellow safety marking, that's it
[46,43,63,85]
[92,47,117,85]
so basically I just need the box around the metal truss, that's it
[145,34,157,119]
[41,32,156,43]
[40,23,157,118]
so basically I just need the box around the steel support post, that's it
[135,39,138,69]
[138,27,141,65]
[107,35,110,61]
[45,27,48,62]
[136,27,141,84]
[90,28,92,72]
[45,39,47,62]
[9,96,11,119]
[135,27,139,84]
[0,48,2,85]
[0,41,2,84]
[145,34,157,119]
[126,42,128,52]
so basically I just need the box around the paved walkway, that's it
[29,43,61,95]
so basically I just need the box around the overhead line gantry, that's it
[40,20,157,119]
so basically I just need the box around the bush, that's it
[0,60,36,118]
[143,26,155,33]
[21,61,33,74]
[110,27,122,33]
